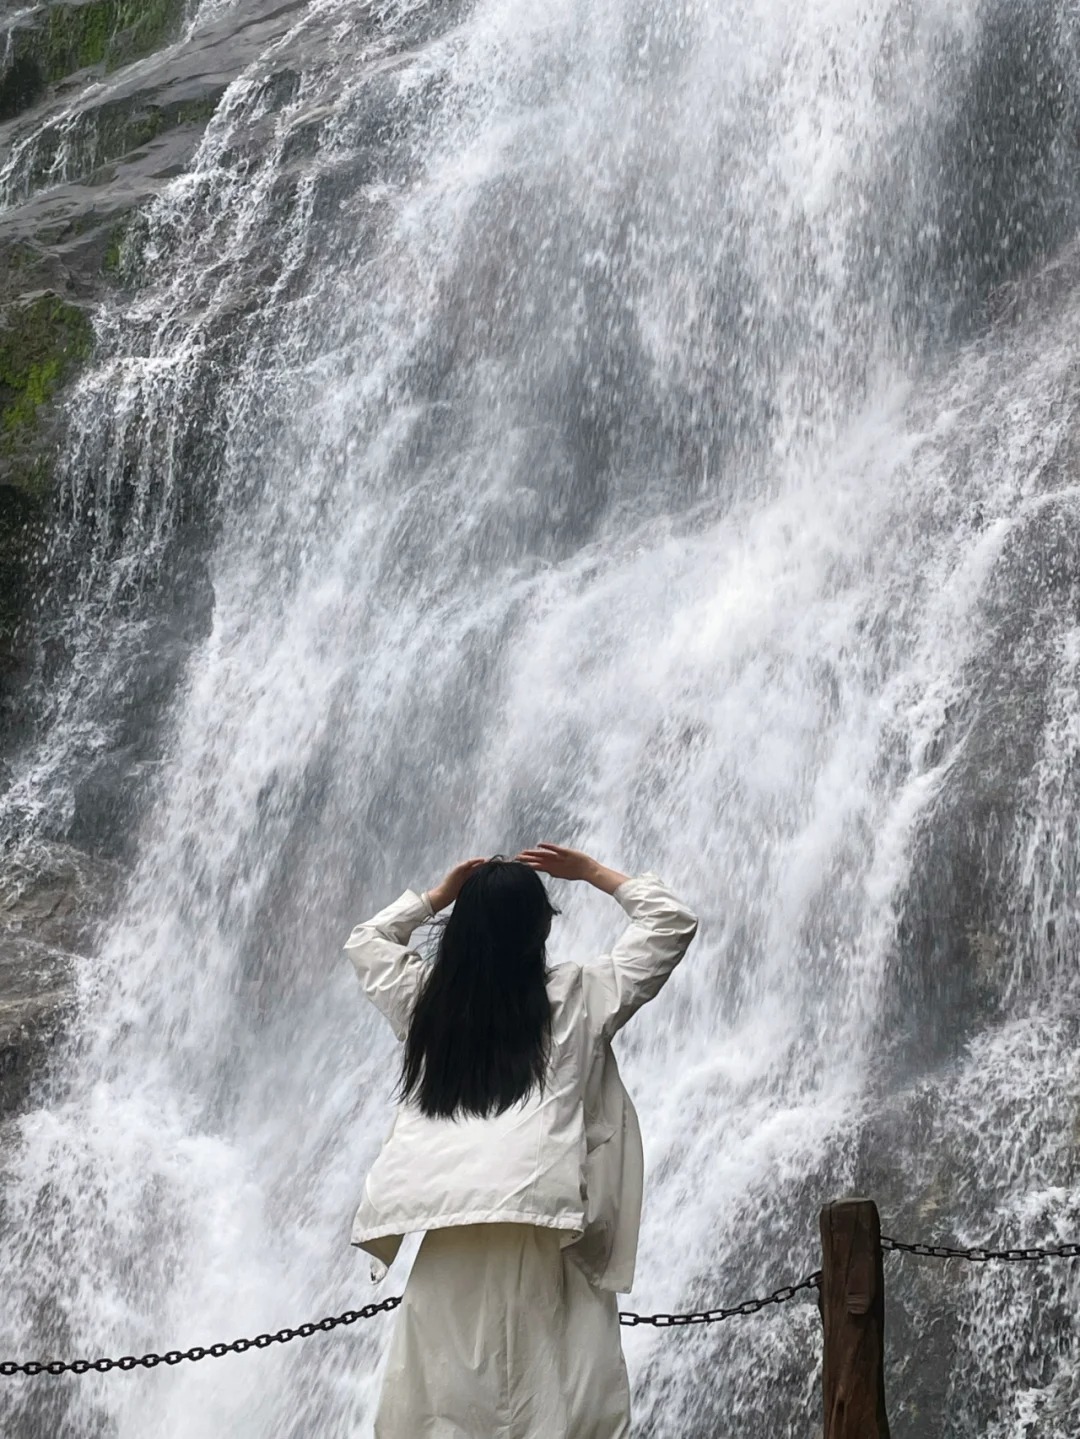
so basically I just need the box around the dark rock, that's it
[884,493,1080,1071]
[0,0,312,233]
[988,235,1080,328]
[0,933,72,1115]
[0,841,120,1113]
[0,289,94,445]
[0,480,45,690]
[0,0,189,130]
[1,840,118,955]
[68,749,158,859]
[0,53,45,123]
[0,0,308,717]
[0,279,93,687]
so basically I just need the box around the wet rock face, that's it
[0,0,309,698]
[0,842,119,1114]
[883,477,1080,1076]
[0,0,195,698]
[1,0,188,124]
[0,256,93,696]
[0,0,309,1109]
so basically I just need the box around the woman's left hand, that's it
[426,857,487,912]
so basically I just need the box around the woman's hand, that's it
[426,857,487,913]
[514,843,630,895]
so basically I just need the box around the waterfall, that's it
[3,0,1080,1434]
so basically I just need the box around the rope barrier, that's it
[2,1231,1077,1378]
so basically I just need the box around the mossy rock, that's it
[41,0,117,77]
[100,210,152,287]
[0,478,46,676]
[102,224,125,278]
[0,53,46,122]
[42,0,188,81]
[106,0,190,73]
[1,0,188,125]
[0,292,92,687]
[0,293,93,467]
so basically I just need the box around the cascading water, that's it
[3,0,1080,1434]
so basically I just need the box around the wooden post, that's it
[820,1198,890,1439]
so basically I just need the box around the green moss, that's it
[0,257,97,681]
[179,96,221,126]
[3,0,205,127]
[0,244,42,302]
[102,229,124,277]
[0,292,91,672]
[3,359,63,434]
[35,0,187,86]
[130,105,170,146]
[101,212,148,285]
[109,0,187,71]
[0,296,93,470]
[42,1,114,79]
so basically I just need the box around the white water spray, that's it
[3,2,1080,1434]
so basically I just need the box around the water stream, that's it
[3,1,1080,1434]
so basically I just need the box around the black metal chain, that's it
[0,1297,402,1379]
[881,1236,1080,1264]
[0,1271,823,1377]
[14,1229,1080,1378]
[619,1269,822,1327]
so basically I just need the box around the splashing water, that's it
[3,0,1080,1434]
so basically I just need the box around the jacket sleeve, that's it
[342,889,436,1040]
[581,873,699,1039]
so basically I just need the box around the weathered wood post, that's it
[820,1198,890,1439]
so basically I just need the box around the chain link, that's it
[0,1271,823,1376]
[0,1298,402,1379]
[13,1228,1079,1378]
[619,1270,822,1328]
[881,1236,1080,1264]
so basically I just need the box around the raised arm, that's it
[515,843,698,1037]
[343,857,486,1038]
[343,890,435,1039]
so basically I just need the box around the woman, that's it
[343,841,699,1439]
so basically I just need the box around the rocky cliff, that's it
[0,0,305,1115]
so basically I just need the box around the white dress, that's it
[374,1223,631,1439]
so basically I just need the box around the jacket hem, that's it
[352,1207,585,1246]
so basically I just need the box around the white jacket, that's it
[343,872,698,1292]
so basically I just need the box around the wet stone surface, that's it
[0,0,309,694]
[0,842,120,1114]
[0,0,310,1120]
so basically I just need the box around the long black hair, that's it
[400,857,559,1120]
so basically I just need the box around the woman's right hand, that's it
[426,857,487,912]
[514,843,630,894]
